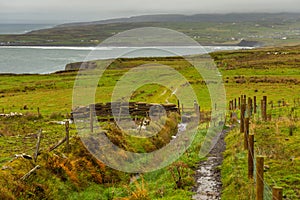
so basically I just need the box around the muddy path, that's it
[192,128,230,200]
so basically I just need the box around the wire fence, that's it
[228,95,300,199]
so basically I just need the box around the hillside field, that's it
[0,45,299,199]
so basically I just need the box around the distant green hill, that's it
[57,13,300,27]
[0,13,300,47]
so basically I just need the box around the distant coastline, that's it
[0,45,255,50]
[0,40,261,47]
[0,24,55,35]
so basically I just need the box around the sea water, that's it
[0,46,252,74]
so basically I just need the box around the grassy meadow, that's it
[0,45,299,199]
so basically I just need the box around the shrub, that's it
[24,112,43,120]
[168,161,192,189]
[49,112,64,120]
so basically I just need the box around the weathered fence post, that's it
[238,97,241,110]
[272,186,283,200]
[65,121,70,152]
[89,104,94,133]
[261,99,264,121]
[256,156,265,200]
[20,165,40,181]
[254,96,257,114]
[268,114,272,121]
[248,134,254,179]
[177,100,181,115]
[244,117,249,150]
[198,105,201,117]
[240,99,246,133]
[248,97,253,116]
[263,96,267,121]
[234,98,237,110]
[37,107,40,116]
[48,137,67,152]
[289,125,294,136]
[34,129,42,162]
[247,98,252,117]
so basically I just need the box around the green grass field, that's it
[0,45,299,199]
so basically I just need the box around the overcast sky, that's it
[1,0,300,24]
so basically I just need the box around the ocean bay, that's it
[0,46,252,74]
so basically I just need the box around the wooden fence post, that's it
[238,97,241,110]
[261,99,264,120]
[65,121,70,152]
[89,104,94,133]
[244,117,249,150]
[234,98,237,110]
[240,100,246,133]
[254,96,257,114]
[199,106,202,121]
[248,97,253,116]
[263,96,267,121]
[256,156,265,200]
[20,165,40,181]
[272,186,283,200]
[48,137,67,152]
[177,100,181,115]
[248,134,254,179]
[289,125,294,136]
[34,129,42,162]
[247,98,251,117]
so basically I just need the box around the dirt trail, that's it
[192,128,229,200]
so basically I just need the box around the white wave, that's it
[0,45,253,51]
[0,46,111,51]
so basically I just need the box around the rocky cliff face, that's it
[65,61,97,71]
